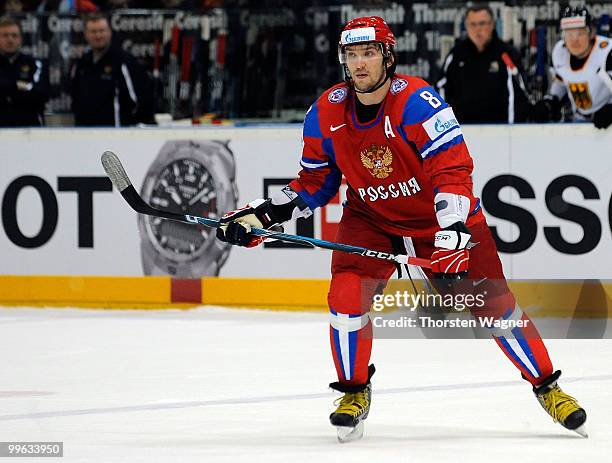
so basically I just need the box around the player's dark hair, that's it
[387,50,397,78]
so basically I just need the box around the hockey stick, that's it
[100,151,431,269]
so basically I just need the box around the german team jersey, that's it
[288,74,484,238]
[550,35,612,119]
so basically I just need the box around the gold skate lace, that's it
[539,385,581,423]
[333,391,368,416]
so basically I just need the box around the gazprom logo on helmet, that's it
[341,27,376,45]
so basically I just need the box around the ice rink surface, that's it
[1,306,610,463]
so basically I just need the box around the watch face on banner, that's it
[148,159,218,257]
[139,140,238,277]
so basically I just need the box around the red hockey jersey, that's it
[289,74,484,238]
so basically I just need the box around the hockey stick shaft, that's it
[100,151,431,269]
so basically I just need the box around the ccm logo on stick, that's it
[363,250,395,260]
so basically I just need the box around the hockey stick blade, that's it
[102,150,168,217]
[101,150,132,192]
[101,151,431,269]
[101,150,218,225]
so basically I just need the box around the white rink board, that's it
[0,124,610,278]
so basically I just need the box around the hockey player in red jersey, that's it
[217,16,587,441]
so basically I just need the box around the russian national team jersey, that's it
[550,36,612,119]
[288,74,484,237]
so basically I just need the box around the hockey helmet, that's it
[338,16,396,64]
[560,5,593,30]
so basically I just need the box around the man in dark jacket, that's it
[71,12,155,126]
[0,15,48,127]
[436,5,530,124]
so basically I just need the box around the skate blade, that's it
[572,424,588,438]
[336,421,364,443]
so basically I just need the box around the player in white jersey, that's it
[532,6,612,129]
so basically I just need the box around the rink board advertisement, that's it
[0,124,611,282]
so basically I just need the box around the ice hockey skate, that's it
[533,370,588,437]
[329,365,374,443]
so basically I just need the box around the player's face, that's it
[345,43,386,92]
[563,28,593,58]
[0,25,22,55]
[465,10,494,52]
[84,19,112,51]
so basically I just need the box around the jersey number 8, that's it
[420,91,441,109]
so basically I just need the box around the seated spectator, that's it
[70,12,155,126]
[436,4,529,123]
[0,15,49,126]
[532,6,612,129]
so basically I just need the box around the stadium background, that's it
[11,1,612,122]
[1,1,611,314]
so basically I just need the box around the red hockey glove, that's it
[431,221,471,279]
[216,199,283,248]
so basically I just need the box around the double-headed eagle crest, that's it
[360,144,394,179]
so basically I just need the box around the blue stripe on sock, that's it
[497,335,532,376]
[512,327,542,377]
[332,327,346,381]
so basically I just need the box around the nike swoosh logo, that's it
[330,124,346,132]
[473,278,487,287]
